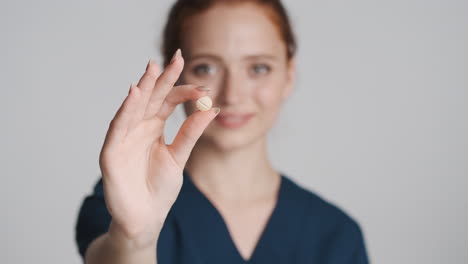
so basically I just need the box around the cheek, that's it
[255,79,285,108]
[253,82,284,133]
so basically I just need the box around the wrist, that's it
[107,220,162,251]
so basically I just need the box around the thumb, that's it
[169,107,220,167]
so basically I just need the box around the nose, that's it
[218,69,247,106]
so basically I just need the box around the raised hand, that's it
[98,49,219,246]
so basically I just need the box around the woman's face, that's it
[180,2,295,151]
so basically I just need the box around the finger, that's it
[156,84,210,120]
[129,59,161,129]
[105,83,141,143]
[144,49,184,120]
[168,107,221,167]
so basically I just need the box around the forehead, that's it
[181,3,286,58]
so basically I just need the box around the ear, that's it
[282,56,296,101]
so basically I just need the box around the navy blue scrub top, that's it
[76,170,369,263]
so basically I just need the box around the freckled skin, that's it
[180,2,296,152]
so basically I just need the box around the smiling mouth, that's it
[215,113,255,129]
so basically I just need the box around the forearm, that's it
[85,221,161,264]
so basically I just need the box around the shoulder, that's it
[281,174,368,262]
[282,174,360,226]
[75,177,111,259]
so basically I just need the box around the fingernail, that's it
[170,49,181,64]
[196,86,210,92]
[146,59,152,71]
[213,107,221,115]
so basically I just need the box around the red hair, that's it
[161,0,297,67]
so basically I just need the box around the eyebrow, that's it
[187,53,279,62]
[244,54,279,61]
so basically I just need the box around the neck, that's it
[185,136,280,202]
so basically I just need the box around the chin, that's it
[212,133,253,152]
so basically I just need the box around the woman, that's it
[75,0,369,263]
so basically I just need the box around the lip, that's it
[215,112,255,129]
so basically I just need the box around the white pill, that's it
[196,96,213,111]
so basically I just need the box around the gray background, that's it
[2,0,467,263]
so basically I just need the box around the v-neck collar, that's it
[178,170,287,263]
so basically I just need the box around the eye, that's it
[250,64,271,76]
[192,64,216,76]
